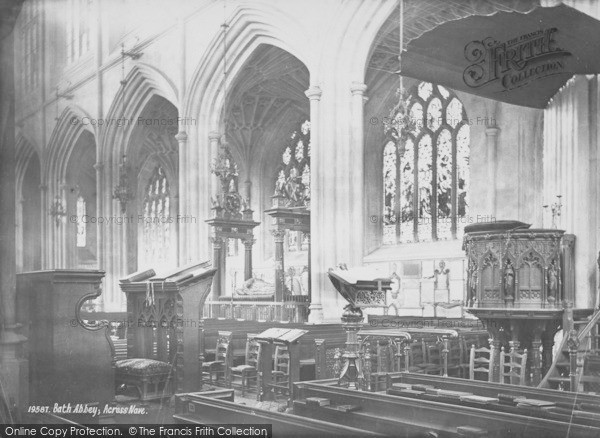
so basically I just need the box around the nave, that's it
[2,0,600,436]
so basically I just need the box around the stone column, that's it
[0,17,28,415]
[93,162,104,271]
[39,184,48,269]
[305,86,323,323]
[486,126,500,216]
[272,229,286,302]
[349,82,367,266]
[242,238,255,281]
[210,237,223,300]
[175,131,188,264]
[208,131,221,199]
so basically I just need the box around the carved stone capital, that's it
[210,236,224,248]
[208,131,221,141]
[175,131,188,142]
[271,229,287,242]
[305,86,322,101]
[485,126,500,137]
[242,238,256,248]
[350,81,367,97]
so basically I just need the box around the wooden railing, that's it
[540,308,600,391]
[203,298,309,323]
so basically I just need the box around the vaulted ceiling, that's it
[225,45,310,167]
[128,95,179,180]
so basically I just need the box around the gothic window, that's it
[76,195,86,248]
[141,166,170,268]
[21,0,41,90]
[383,82,470,244]
[274,120,310,252]
[66,0,93,63]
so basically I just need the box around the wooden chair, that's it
[405,339,438,374]
[446,338,464,377]
[272,345,291,396]
[499,347,528,385]
[469,344,495,382]
[457,336,472,378]
[230,333,261,396]
[202,331,232,386]
[422,339,443,375]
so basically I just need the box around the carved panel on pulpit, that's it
[517,250,544,304]
[464,228,565,309]
[481,252,501,305]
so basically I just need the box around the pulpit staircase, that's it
[540,308,600,392]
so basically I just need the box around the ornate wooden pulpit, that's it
[119,262,216,394]
[16,270,113,406]
[463,221,592,385]
[328,266,392,390]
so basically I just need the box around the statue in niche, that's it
[503,259,515,300]
[467,262,478,306]
[275,171,286,197]
[548,260,559,302]
[285,167,306,206]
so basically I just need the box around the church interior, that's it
[1,0,600,435]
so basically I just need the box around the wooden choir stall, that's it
[116,262,216,400]
[16,270,114,407]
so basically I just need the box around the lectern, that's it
[16,269,113,406]
[119,262,216,394]
[254,327,308,405]
[328,266,392,390]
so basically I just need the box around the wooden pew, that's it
[292,380,600,437]
[384,372,600,407]
[173,392,382,437]
[202,319,346,379]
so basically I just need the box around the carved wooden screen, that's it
[131,295,178,364]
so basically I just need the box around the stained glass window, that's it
[76,196,86,248]
[141,166,171,268]
[383,82,470,244]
